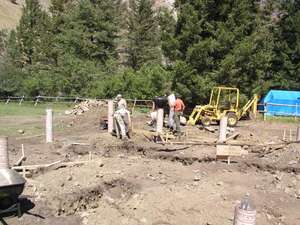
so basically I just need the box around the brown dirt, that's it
[2,106,300,225]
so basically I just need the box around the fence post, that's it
[5,97,10,104]
[132,98,137,114]
[108,100,114,134]
[218,116,228,143]
[34,96,40,106]
[156,108,164,135]
[0,136,9,169]
[297,126,300,142]
[295,103,298,121]
[263,103,267,121]
[19,95,24,105]
[46,108,53,143]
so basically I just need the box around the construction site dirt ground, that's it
[1,104,300,225]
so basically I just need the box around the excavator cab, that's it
[210,87,239,111]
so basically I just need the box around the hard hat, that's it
[116,94,122,99]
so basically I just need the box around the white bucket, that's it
[234,204,256,225]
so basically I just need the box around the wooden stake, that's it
[297,126,300,141]
[283,130,286,141]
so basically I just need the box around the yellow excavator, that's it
[188,87,258,127]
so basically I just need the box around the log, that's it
[16,134,44,140]
[225,133,240,142]
[14,144,26,166]
[203,126,216,133]
[12,159,100,171]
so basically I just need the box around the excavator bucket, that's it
[188,106,203,125]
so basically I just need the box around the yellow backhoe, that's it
[188,87,258,127]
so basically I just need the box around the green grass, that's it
[264,116,300,123]
[0,102,72,117]
[0,102,73,136]
[256,113,300,124]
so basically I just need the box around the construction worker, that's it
[174,94,185,135]
[167,91,176,129]
[114,94,129,139]
[115,94,127,110]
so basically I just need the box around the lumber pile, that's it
[65,99,105,115]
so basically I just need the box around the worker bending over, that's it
[167,91,176,129]
[114,94,130,139]
[174,94,185,136]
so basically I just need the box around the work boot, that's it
[122,135,129,141]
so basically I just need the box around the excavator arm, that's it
[239,94,258,119]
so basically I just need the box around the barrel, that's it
[234,204,256,225]
[0,137,9,169]
[154,97,168,109]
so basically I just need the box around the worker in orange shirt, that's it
[174,94,185,135]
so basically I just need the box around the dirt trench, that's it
[50,178,137,216]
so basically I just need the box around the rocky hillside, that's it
[0,0,174,30]
[0,0,47,30]
[0,0,23,30]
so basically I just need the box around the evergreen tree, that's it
[168,0,274,104]
[158,7,177,65]
[272,0,300,90]
[126,0,162,70]
[55,0,121,63]
[0,30,7,59]
[14,0,51,66]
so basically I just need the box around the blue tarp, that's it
[260,90,300,116]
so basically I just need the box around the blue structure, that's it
[260,90,300,117]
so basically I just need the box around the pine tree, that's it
[272,0,300,90]
[14,0,51,66]
[158,7,177,65]
[126,0,162,70]
[168,0,275,104]
[0,30,7,59]
[54,0,121,63]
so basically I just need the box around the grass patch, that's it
[0,102,72,117]
[256,113,300,124]
[0,102,73,136]
[264,116,300,124]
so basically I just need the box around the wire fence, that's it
[3,96,300,119]
[0,95,153,108]
[257,103,300,120]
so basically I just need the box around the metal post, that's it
[108,100,114,134]
[0,137,9,169]
[46,108,53,143]
[156,108,164,135]
[264,103,267,121]
[218,116,228,143]
[295,103,298,121]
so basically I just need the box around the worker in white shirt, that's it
[114,94,129,139]
[167,91,176,129]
